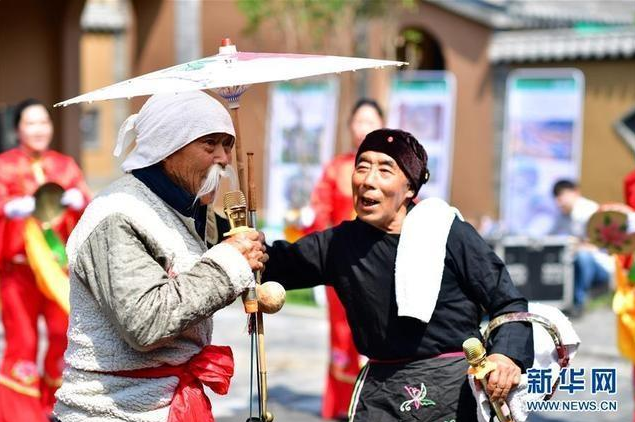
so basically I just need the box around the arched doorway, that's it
[396,27,445,71]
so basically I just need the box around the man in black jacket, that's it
[264,129,533,422]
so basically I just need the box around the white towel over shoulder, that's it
[395,197,463,324]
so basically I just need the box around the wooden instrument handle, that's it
[247,152,257,212]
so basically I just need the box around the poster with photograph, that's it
[501,69,585,237]
[387,71,456,200]
[264,78,339,239]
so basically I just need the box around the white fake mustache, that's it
[195,163,237,202]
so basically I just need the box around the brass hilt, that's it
[463,337,497,380]
[463,338,514,422]
[223,190,258,314]
[223,190,254,237]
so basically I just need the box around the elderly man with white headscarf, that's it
[53,91,266,422]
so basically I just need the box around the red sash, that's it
[112,345,234,422]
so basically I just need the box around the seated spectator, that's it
[551,179,614,317]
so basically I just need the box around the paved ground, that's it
[213,303,327,422]
[214,303,634,421]
[213,303,635,421]
[1,302,632,421]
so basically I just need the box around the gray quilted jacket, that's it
[54,175,253,422]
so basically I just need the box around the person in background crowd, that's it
[305,98,384,420]
[624,169,635,211]
[0,98,91,421]
[622,169,635,422]
[551,179,614,317]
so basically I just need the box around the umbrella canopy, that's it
[55,39,406,197]
[55,42,406,107]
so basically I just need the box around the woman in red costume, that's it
[306,98,384,420]
[623,169,635,422]
[0,99,90,421]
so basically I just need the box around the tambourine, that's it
[586,209,635,255]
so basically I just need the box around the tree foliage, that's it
[236,0,414,53]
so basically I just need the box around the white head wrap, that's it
[114,91,235,172]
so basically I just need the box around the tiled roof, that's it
[427,0,530,29]
[428,0,635,29]
[489,26,635,63]
[81,0,128,33]
[506,0,635,26]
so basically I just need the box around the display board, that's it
[500,69,585,237]
[387,71,456,200]
[263,78,339,240]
